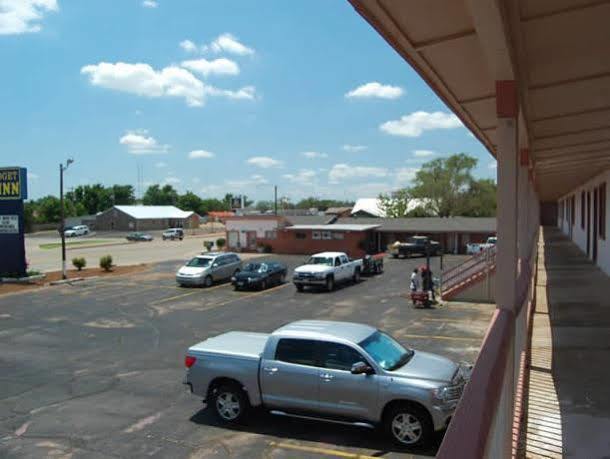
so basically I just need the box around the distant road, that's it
[25,232,225,272]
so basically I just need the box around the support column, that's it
[495,81,519,314]
[518,149,529,273]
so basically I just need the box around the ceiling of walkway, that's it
[349,0,610,200]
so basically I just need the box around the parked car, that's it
[293,252,363,292]
[163,228,184,241]
[466,236,497,255]
[231,261,287,291]
[176,252,241,287]
[183,320,471,448]
[126,232,153,241]
[64,225,89,237]
[389,236,440,258]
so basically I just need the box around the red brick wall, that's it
[261,229,370,258]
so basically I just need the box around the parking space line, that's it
[268,441,383,459]
[200,283,290,311]
[420,318,477,324]
[151,282,231,305]
[401,333,482,342]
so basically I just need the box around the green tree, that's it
[460,178,497,217]
[24,201,35,232]
[35,196,62,223]
[177,191,203,213]
[255,200,274,212]
[143,184,178,205]
[378,189,411,218]
[111,185,136,205]
[294,197,354,210]
[200,198,229,214]
[410,153,478,217]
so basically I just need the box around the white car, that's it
[64,225,89,237]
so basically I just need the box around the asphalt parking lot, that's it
[0,253,494,458]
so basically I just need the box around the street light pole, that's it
[274,185,278,216]
[59,158,74,280]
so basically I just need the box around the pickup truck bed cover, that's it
[189,332,269,359]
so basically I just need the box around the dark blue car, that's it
[231,261,287,291]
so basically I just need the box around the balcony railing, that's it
[437,231,538,458]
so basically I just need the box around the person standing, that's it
[410,268,419,292]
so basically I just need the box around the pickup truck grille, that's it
[294,273,316,280]
[445,384,464,401]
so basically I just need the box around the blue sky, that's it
[1,0,496,202]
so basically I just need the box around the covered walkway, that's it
[517,227,610,457]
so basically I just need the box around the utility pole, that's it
[59,158,74,279]
[274,185,278,216]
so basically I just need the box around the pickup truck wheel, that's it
[326,276,334,292]
[353,269,361,284]
[204,275,213,288]
[384,403,433,448]
[296,284,304,292]
[213,384,249,423]
[260,280,267,290]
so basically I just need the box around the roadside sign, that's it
[231,196,242,209]
[0,167,28,200]
[0,215,19,234]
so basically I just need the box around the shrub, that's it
[99,255,113,272]
[72,257,86,271]
[216,238,226,250]
[203,240,214,252]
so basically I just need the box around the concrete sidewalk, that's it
[519,227,610,458]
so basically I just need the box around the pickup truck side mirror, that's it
[351,361,374,375]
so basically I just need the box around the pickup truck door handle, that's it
[263,367,278,374]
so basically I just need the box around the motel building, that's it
[346,1,609,458]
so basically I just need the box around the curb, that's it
[1,274,47,284]
[49,277,85,286]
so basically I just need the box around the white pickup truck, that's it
[292,252,363,292]
[466,236,497,255]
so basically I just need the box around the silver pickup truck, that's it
[183,320,470,447]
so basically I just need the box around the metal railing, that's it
[437,230,538,459]
[442,245,497,293]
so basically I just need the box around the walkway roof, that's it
[349,0,610,200]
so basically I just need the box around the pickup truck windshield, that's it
[186,257,212,267]
[359,331,413,371]
[307,257,333,266]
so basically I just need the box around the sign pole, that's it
[60,164,67,279]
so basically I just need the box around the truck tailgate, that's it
[188,331,269,359]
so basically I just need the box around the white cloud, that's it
[301,151,328,159]
[246,156,282,168]
[226,174,268,188]
[282,169,317,185]
[155,161,167,168]
[164,176,181,184]
[345,82,404,99]
[81,62,256,107]
[181,58,239,77]
[489,160,497,169]
[192,177,200,184]
[141,0,157,8]
[119,129,169,154]
[329,164,388,183]
[467,132,475,138]
[206,33,254,56]
[342,144,367,152]
[200,184,222,195]
[394,167,419,183]
[380,111,463,137]
[179,39,197,53]
[413,150,436,157]
[0,0,58,35]
[27,171,39,180]
[188,149,215,159]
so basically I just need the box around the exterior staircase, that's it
[442,246,496,301]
